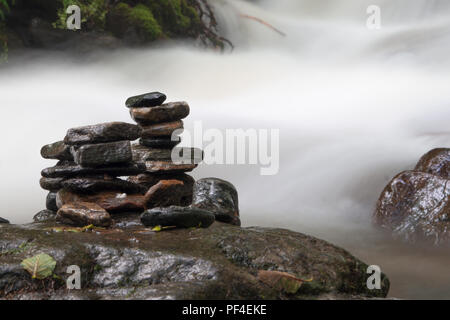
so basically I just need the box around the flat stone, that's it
[46,192,58,211]
[140,206,215,229]
[40,141,73,160]
[72,141,132,167]
[0,217,9,224]
[373,170,450,246]
[41,162,146,178]
[415,148,450,179]
[144,179,192,209]
[139,137,181,149]
[64,122,141,146]
[140,120,183,138]
[61,177,146,194]
[128,173,194,189]
[132,144,173,162]
[126,92,167,108]
[130,102,190,125]
[56,189,146,214]
[57,202,112,227]
[192,178,241,226]
[40,177,65,191]
[143,160,197,174]
[33,209,56,222]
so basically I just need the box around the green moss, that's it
[53,0,108,31]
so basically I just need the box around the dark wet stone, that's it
[144,179,192,209]
[141,206,215,229]
[130,102,190,125]
[56,189,146,214]
[415,148,450,179]
[132,144,202,164]
[33,209,56,222]
[126,92,167,108]
[64,122,141,146]
[57,202,112,227]
[61,177,146,194]
[72,141,132,167]
[140,120,183,138]
[128,173,194,190]
[40,177,65,191]
[46,192,58,212]
[373,170,450,246]
[193,178,240,226]
[139,136,181,149]
[143,160,197,174]
[40,141,73,161]
[0,217,9,224]
[41,162,146,178]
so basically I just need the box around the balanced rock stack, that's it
[36,92,241,229]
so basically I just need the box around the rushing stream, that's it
[1,0,450,299]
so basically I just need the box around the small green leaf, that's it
[21,253,56,280]
[152,225,162,232]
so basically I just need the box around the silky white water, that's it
[0,0,449,298]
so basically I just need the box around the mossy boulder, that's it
[0,221,389,299]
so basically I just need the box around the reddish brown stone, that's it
[129,102,189,125]
[144,160,197,174]
[56,202,112,227]
[128,173,194,190]
[415,148,450,179]
[140,120,183,138]
[144,179,191,208]
[56,189,146,214]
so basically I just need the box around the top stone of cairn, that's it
[126,92,167,108]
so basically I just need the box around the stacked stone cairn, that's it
[36,92,241,229]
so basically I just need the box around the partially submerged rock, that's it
[64,122,141,146]
[0,222,390,299]
[193,178,241,226]
[141,206,216,229]
[56,202,112,227]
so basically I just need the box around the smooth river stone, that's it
[40,141,73,161]
[415,148,450,179]
[41,162,146,178]
[132,145,203,164]
[129,102,190,125]
[61,177,146,194]
[56,189,146,213]
[128,172,195,189]
[140,206,215,229]
[192,178,240,226]
[46,192,58,211]
[143,160,197,174]
[56,202,112,227]
[140,120,183,138]
[33,209,56,222]
[72,141,132,167]
[144,179,192,209]
[139,137,181,149]
[64,122,141,146]
[40,177,66,191]
[126,92,167,108]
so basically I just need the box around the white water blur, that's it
[1,0,450,298]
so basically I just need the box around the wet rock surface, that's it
[125,92,167,108]
[193,178,241,226]
[46,192,58,212]
[41,162,146,178]
[415,148,450,179]
[0,222,389,300]
[61,177,146,194]
[130,102,190,125]
[140,120,183,138]
[64,122,141,146]
[0,217,9,224]
[128,173,194,190]
[72,141,133,167]
[139,137,181,148]
[141,206,217,229]
[40,141,73,161]
[56,202,112,227]
[144,160,197,174]
[33,210,56,223]
[374,170,450,245]
[144,180,192,208]
[39,177,66,191]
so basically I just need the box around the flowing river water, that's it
[1,0,450,298]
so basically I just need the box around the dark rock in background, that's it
[130,102,190,125]
[72,140,132,167]
[126,92,167,108]
[415,148,450,179]
[0,217,10,224]
[64,122,141,146]
[46,192,58,212]
[40,141,72,161]
[57,202,112,227]
[141,206,215,229]
[33,209,56,222]
[193,178,241,226]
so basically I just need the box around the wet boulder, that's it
[415,148,450,179]
[193,178,241,226]
[373,170,450,245]
[141,206,215,229]
[0,217,9,224]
